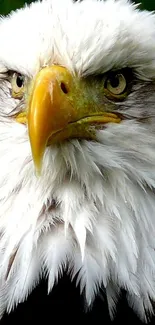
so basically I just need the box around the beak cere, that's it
[27,65,121,174]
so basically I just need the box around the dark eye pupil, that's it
[16,75,24,88]
[109,75,119,88]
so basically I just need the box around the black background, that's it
[0,275,152,324]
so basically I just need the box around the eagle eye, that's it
[104,72,127,96]
[16,74,24,88]
[11,72,25,99]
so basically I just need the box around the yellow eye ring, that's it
[105,73,127,95]
[11,73,25,99]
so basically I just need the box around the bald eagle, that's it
[0,0,155,322]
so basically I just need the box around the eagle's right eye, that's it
[11,73,25,99]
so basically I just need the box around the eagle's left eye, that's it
[105,72,127,96]
[11,72,25,99]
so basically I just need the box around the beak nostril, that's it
[60,82,68,94]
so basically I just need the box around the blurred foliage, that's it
[0,0,36,15]
[0,0,155,16]
[134,0,155,11]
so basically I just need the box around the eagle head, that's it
[0,0,155,321]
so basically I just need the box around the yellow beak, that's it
[28,66,77,173]
[26,65,121,174]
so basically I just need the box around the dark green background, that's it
[0,0,155,15]
[0,0,36,15]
